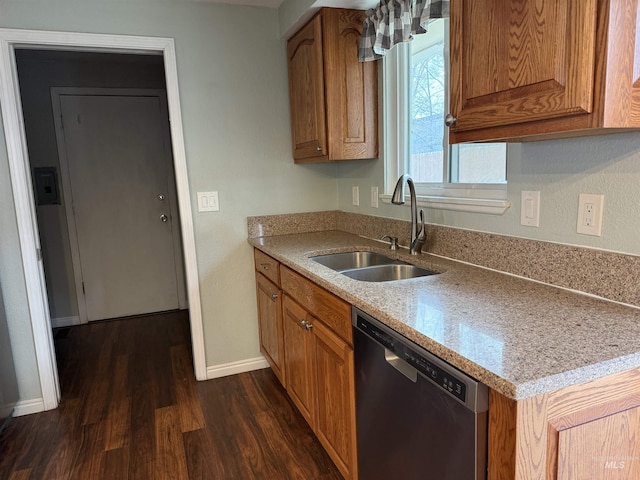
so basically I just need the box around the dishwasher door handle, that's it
[384,348,418,382]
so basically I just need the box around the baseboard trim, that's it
[206,356,269,380]
[51,315,81,328]
[13,398,45,416]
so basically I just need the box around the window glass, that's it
[407,19,506,188]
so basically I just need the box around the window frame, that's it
[381,21,512,215]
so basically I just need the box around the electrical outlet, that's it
[352,186,359,206]
[371,186,379,208]
[577,193,604,236]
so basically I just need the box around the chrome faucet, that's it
[391,174,426,255]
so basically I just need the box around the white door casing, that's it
[52,89,187,322]
[0,29,208,412]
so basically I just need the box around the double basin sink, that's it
[310,251,439,282]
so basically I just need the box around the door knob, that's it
[160,214,168,223]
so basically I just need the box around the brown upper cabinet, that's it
[449,0,640,143]
[287,8,378,162]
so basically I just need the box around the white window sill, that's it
[380,194,511,215]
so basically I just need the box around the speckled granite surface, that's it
[249,211,640,308]
[248,230,640,400]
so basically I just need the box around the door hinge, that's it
[36,248,43,261]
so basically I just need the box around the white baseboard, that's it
[13,398,45,416]
[206,356,269,380]
[51,315,81,328]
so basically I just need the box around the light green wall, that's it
[0,0,338,402]
[337,132,640,256]
[278,0,317,38]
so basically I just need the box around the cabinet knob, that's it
[444,114,457,127]
[315,146,322,152]
[260,263,270,270]
[300,319,313,331]
[270,293,278,301]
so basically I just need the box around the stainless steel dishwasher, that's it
[352,307,489,480]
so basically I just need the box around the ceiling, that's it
[201,0,378,9]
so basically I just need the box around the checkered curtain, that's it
[359,0,450,62]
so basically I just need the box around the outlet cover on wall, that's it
[577,193,604,236]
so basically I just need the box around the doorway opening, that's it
[17,50,188,326]
[0,30,206,412]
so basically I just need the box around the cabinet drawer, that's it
[281,266,352,345]
[254,249,280,286]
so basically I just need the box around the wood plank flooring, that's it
[0,311,342,479]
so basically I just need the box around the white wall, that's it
[0,0,338,402]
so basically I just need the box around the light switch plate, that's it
[520,191,540,227]
[197,191,219,212]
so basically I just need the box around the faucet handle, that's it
[381,235,399,250]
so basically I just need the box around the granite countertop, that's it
[249,230,640,400]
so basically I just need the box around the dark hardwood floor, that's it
[0,311,342,479]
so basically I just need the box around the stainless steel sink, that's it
[310,251,400,271]
[310,251,440,282]
[341,264,439,282]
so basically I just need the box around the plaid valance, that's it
[359,0,450,62]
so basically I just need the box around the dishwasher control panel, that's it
[355,314,467,404]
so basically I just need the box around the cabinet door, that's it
[256,273,285,385]
[314,320,357,480]
[282,295,316,428]
[449,0,598,134]
[323,8,378,161]
[287,15,327,162]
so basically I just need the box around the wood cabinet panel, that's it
[281,266,352,345]
[557,406,640,479]
[488,367,640,480]
[254,250,280,286]
[287,15,327,161]
[450,0,640,142]
[287,8,377,162]
[282,295,316,428]
[256,273,285,385]
[314,320,357,480]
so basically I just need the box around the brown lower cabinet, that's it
[254,250,357,480]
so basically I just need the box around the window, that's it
[384,19,511,215]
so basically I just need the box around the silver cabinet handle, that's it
[160,214,168,223]
[316,146,322,152]
[444,114,457,127]
[158,193,165,201]
[270,293,278,301]
[260,263,270,271]
[300,319,313,331]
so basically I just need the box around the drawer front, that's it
[281,266,352,345]
[254,249,280,286]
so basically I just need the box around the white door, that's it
[55,91,185,322]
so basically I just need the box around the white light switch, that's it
[352,186,359,206]
[197,191,219,212]
[520,191,540,227]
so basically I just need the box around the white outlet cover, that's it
[577,193,604,236]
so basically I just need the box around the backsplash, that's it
[248,211,640,308]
